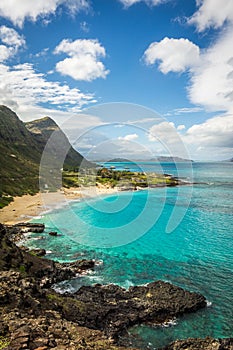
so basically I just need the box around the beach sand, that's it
[0,186,118,225]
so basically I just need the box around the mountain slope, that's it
[0,106,40,205]
[0,105,93,207]
[25,116,93,170]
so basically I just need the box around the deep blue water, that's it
[27,162,233,349]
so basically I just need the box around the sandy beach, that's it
[0,185,118,225]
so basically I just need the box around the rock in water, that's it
[50,281,207,339]
[48,231,58,236]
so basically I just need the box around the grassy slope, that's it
[0,106,93,208]
[0,106,41,207]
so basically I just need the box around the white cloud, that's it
[0,62,96,119]
[188,26,233,112]
[54,39,109,81]
[148,121,176,141]
[177,124,185,131]
[0,26,25,48]
[80,21,90,33]
[185,1,233,113]
[54,39,105,57]
[0,0,90,27]
[144,37,200,74]
[185,114,233,148]
[173,107,203,115]
[0,26,25,62]
[118,133,139,141]
[119,0,167,8]
[188,0,233,32]
[148,121,190,158]
[0,45,13,62]
[164,107,203,117]
[144,26,233,114]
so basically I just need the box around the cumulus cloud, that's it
[54,39,109,81]
[0,45,13,62]
[188,26,233,112]
[186,1,233,112]
[0,62,95,118]
[177,124,185,131]
[148,121,190,158]
[188,0,233,32]
[144,28,233,114]
[0,26,25,62]
[149,122,176,142]
[0,26,25,48]
[119,0,167,7]
[144,37,200,74]
[185,114,233,148]
[0,0,90,27]
[118,133,139,141]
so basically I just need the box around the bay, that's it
[27,162,233,349]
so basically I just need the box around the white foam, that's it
[95,259,103,266]
[33,215,44,219]
[52,281,76,294]
[122,279,134,289]
[161,318,177,328]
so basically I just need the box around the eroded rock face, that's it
[160,337,233,350]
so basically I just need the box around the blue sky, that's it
[0,0,233,160]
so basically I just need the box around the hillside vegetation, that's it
[0,105,93,208]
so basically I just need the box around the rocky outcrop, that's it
[0,223,95,287]
[0,222,231,350]
[160,337,233,350]
[15,223,45,233]
[48,231,58,236]
[61,282,206,339]
[0,271,133,350]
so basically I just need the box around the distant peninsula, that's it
[98,156,193,163]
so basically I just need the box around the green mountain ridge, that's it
[25,115,93,170]
[0,105,92,208]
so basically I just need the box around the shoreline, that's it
[0,185,118,225]
[0,180,190,226]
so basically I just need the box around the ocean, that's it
[26,162,233,349]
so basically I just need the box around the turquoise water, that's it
[27,162,233,349]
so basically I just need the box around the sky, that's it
[0,0,233,161]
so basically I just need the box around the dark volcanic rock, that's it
[46,281,206,339]
[0,223,95,286]
[48,231,58,236]
[58,259,95,271]
[1,222,230,350]
[160,337,233,350]
[29,248,46,257]
[15,222,45,233]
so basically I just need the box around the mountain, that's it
[97,156,193,163]
[25,116,93,170]
[151,156,193,162]
[0,105,93,207]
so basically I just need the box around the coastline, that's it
[0,185,118,225]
